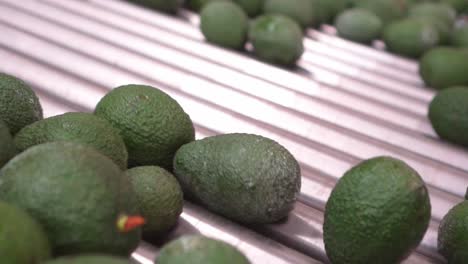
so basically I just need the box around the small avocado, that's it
[0,119,16,168]
[95,84,195,170]
[200,2,249,50]
[174,133,301,224]
[324,156,431,264]
[0,142,141,256]
[335,8,383,44]
[452,25,468,47]
[127,166,183,237]
[419,47,468,90]
[263,0,315,28]
[354,0,407,25]
[438,201,468,264]
[383,18,440,58]
[187,0,227,11]
[44,255,130,264]
[128,0,181,13]
[0,73,43,134]
[0,201,51,263]
[234,0,264,17]
[249,15,304,66]
[156,235,250,264]
[14,112,128,169]
[408,3,456,26]
[428,87,468,147]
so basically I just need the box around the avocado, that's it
[413,16,452,45]
[0,142,141,256]
[419,47,468,90]
[14,112,128,169]
[0,73,43,134]
[249,15,304,66]
[94,85,195,170]
[408,3,456,26]
[335,8,383,44]
[452,25,468,47]
[128,0,181,13]
[44,255,130,264]
[157,235,250,264]
[263,0,315,28]
[173,133,301,224]
[438,201,468,264]
[0,120,16,168]
[323,156,431,264]
[311,0,348,26]
[443,0,468,13]
[187,0,227,11]
[234,0,264,17]
[127,166,183,237]
[428,87,468,147]
[200,2,249,50]
[383,18,440,58]
[0,201,51,263]
[354,0,407,25]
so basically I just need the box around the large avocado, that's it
[323,156,431,264]
[263,0,315,28]
[0,73,43,134]
[408,2,456,26]
[438,201,468,264]
[14,112,128,169]
[0,201,51,263]
[428,86,468,147]
[355,0,407,25]
[383,18,440,58]
[249,15,304,66]
[156,235,250,264]
[234,0,264,17]
[335,8,383,44]
[419,47,468,90]
[0,119,16,168]
[95,85,195,170]
[173,133,301,224]
[0,142,141,256]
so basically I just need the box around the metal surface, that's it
[0,0,466,263]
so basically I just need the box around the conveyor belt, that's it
[1,0,466,263]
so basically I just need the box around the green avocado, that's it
[408,2,456,26]
[354,0,407,25]
[452,25,468,47]
[156,235,250,264]
[383,18,440,58]
[335,8,383,44]
[187,0,228,11]
[0,142,141,256]
[324,156,431,264]
[438,201,468,264]
[428,86,468,147]
[0,73,43,134]
[412,16,452,45]
[0,201,51,263]
[127,166,183,237]
[419,47,468,90]
[95,84,195,170]
[128,0,181,13]
[200,1,249,50]
[44,255,130,264]
[0,119,16,168]
[173,133,301,224]
[249,15,304,66]
[234,0,264,17]
[263,0,315,28]
[311,0,349,26]
[14,112,128,169]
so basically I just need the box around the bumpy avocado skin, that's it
[0,119,16,168]
[419,48,468,90]
[157,235,250,264]
[174,133,301,224]
[324,156,431,264]
[0,142,141,256]
[95,85,195,170]
[249,15,304,66]
[438,201,468,264]
[0,73,43,134]
[429,87,468,147]
[14,112,128,169]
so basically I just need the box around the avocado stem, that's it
[117,214,146,232]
